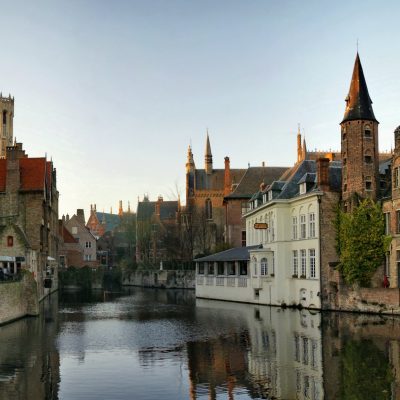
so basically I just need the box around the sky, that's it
[1,0,400,217]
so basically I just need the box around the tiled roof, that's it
[95,212,121,232]
[137,201,156,221]
[62,226,78,243]
[20,158,46,191]
[195,245,261,262]
[195,168,246,191]
[225,166,289,199]
[160,201,178,219]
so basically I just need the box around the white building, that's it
[195,157,341,309]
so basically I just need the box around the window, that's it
[364,155,372,164]
[395,168,400,188]
[270,218,275,241]
[385,254,390,277]
[268,191,273,201]
[85,241,92,248]
[217,262,224,275]
[241,231,246,247]
[207,262,214,275]
[293,250,298,276]
[299,182,306,195]
[397,211,400,234]
[228,262,236,275]
[365,176,372,191]
[239,261,248,276]
[2,110,6,125]
[300,215,306,239]
[384,212,390,235]
[292,216,298,240]
[294,334,300,362]
[7,235,13,247]
[205,198,212,219]
[300,249,307,277]
[84,254,92,261]
[364,126,372,138]
[309,213,315,238]
[261,258,268,276]
[309,249,316,278]
[303,337,309,364]
[241,202,249,215]
[198,263,205,274]
[397,251,400,278]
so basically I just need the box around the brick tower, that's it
[0,94,14,158]
[341,53,379,206]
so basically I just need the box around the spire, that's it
[297,124,302,163]
[186,144,195,173]
[205,130,213,174]
[118,200,123,216]
[342,53,377,123]
[302,137,307,160]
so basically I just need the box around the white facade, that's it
[196,190,323,309]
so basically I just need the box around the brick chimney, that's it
[317,158,330,191]
[224,156,232,196]
[155,195,163,216]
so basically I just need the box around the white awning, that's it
[0,256,15,262]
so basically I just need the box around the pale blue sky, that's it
[1,0,400,216]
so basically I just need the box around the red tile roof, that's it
[63,226,78,243]
[19,158,46,191]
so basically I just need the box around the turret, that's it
[0,94,14,158]
[341,53,379,205]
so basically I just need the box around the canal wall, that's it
[334,286,400,314]
[122,270,195,289]
[0,272,39,325]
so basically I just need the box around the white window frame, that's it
[260,258,268,276]
[300,215,306,239]
[309,213,316,238]
[293,250,298,276]
[309,249,316,278]
[292,216,298,240]
[300,249,307,277]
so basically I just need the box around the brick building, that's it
[0,142,59,299]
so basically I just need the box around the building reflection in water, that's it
[189,300,323,399]
[0,295,60,400]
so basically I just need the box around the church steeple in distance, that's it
[342,53,377,124]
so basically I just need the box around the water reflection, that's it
[0,289,400,399]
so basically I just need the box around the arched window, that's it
[205,198,212,220]
[260,258,268,276]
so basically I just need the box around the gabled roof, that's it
[342,53,377,123]
[225,166,289,200]
[62,226,78,244]
[195,245,261,262]
[137,200,179,221]
[195,168,246,191]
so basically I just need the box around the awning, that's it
[0,256,15,262]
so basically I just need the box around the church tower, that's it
[0,94,14,159]
[341,53,379,206]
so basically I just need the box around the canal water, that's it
[0,288,398,399]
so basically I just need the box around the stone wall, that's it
[122,270,195,289]
[334,286,400,314]
[0,272,39,325]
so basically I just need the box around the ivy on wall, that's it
[335,198,391,287]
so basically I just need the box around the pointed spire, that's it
[302,137,307,160]
[342,53,377,123]
[186,144,195,173]
[205,130,213,174]
[297,124,302,163]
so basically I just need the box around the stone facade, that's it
[0,95,14,159]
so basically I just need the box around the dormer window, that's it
[299,182,307,195]
[263,193,267,203]
[268,191,273,201]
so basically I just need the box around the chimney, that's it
[76,209,85,225]
[155,195,163,216]
[317,158,330,191]
[118,200,123,216]
[224,156,231,196]
[66,213,70,222]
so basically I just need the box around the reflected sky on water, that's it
[0,288,398,399]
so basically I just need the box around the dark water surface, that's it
[0,288,399,399]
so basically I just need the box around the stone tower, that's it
[341,53,379,206]
[0,94,14,159]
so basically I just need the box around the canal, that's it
[0,288,398,399]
